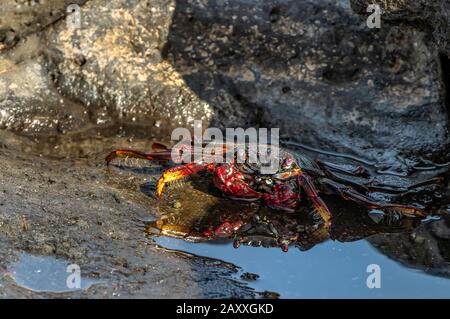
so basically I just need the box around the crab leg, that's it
[105,148,172,165]
[316,160,443,194]
[156,162,211,197]
[298,175,333,226]
[320,178,427,218]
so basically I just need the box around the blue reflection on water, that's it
[154,237,450,298]
[7,253,99,293]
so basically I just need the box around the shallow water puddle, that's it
[5,253,99,293]
[146,171,450,298]
[153,236,450,298]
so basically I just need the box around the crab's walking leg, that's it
[157,162,211,197]
[106,149,172,165]
[298,175,333,227]
[316,160,369,177]
[321,178,427,218]
[316,160,443,194]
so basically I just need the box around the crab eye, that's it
[265,178,273,185]
[282,157,294,169]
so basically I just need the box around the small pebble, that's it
[240,272,260,281]
[173,201,182,209]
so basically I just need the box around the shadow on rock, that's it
[369,214,450,279]
[163,0,450,175]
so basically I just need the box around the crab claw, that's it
[272,168,302,180]
[156,163,209,197]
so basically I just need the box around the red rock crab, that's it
[106,142,438,227]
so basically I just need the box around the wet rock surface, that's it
[1,0,217,138]
[43,0,214,135]
[0,0,87,51]
[351,0,450,57]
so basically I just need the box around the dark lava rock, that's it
[43,0,214,137]
[164,0,450,174]
[0,1,90,136]
[351,0,450,57]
